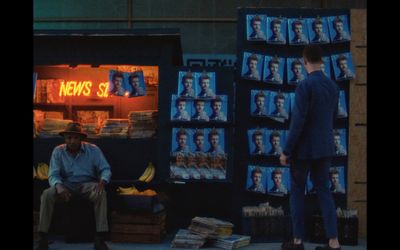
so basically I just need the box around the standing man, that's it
[36,122,111,250]
[280,45,341,250]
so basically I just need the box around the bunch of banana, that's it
[138,162,156,183]
[117,185,140,195]
[36,162,49,180]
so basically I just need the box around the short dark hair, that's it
[336,54,348,66]
[252,130,263,141]
[176,128,188,138]
[251,167,263,177]
[128,73,139,83]
[329,169,339,176]
[112,72,124,81]
[312,18,323,29]
[251,15,262,25]
[193,129,204,140]
[333,16,344,27]
[268,57,280,68]
[271,168,282,178]
[291,59,303,69]
[182,72,194,84]
[274,93,285,103]
[175,98,186,106]
[303,45,323,64]
[208,128,219,140]
[269,130,281,142]
[247,54,259,65]
[211,96,222,106]
[270,18,282,28]
[254,91,265,102]
[292,20,303,30]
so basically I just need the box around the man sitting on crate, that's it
[36,122,111,250]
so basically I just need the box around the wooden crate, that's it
[111,211,166,243]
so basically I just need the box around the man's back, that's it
[285,70,338,159]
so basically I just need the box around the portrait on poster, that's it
[265,129,287,156]
[250,90,270,117]
[241,52,263,81]
[331,52,356,82]
[191,99,211,122]
[171,127,193,156]
[329,166,346,194]
[328,15,351,43]
[109,70,128,97]
[127,70,146,97]
[246,165,267,194]
[246,14,267,41]
[307,17,330,44]
[265,167,290,195]
[266,17,287,44]
[209,95,228,122]
[171,95,192,121]
[287,57,306,85]
[333,128,347,156]
[267,91,290,121]
[288,18,309,45]
[178,71,196,98]
[248,128,267,155]
[196,71,216,99]
[263,55,284,84]
[204,128,225,156]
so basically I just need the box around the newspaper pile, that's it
[188,217,234,239]
[82,123,98,137]
[336,208,358,218]
[171,229,206,249]
[242,202,285,217]
[128,110,158,138]
[38,119,73,137]
[211,234,251,250]
[99,119,129,138]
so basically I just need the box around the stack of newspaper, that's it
[128,110,158,138]
[211,234,251,250]
[188,217,234,239]
[99,119,129,138]
[39,119,72,137]
[171,229,206,249]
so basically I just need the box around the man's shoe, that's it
[94,237,109,250]
[281,241,305,250]
[315,245,341,250]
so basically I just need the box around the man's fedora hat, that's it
[59,122,88,138]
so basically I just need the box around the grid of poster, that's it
[250,90,291,122]
[246,165,290,196]
[108,70,146,97]
[171,71,229,122]
[170,127,227,180]
[240,52,356,83]
[247,128,287,156]
[246,15,351,44]
[307,166,346,194]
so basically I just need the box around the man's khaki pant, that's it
[38,182,108,233]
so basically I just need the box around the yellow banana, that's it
[36,163,49,180]
[138,164,152,181]
[117,186,140,195]
[144,165,155,183]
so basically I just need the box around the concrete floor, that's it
[35,237,366,250]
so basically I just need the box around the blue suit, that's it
[284,70,339,239]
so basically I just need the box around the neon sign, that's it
[59,81,109,98]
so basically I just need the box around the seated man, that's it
[36,122,111,250]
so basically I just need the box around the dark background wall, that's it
[34,0,366,55]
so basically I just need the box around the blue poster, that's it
[266,16,287,44]
[328,15,351,43]
[246,14,267,41]
[241,52,263,81]
[246,165,267,194]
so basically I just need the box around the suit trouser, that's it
[290,157,338,239]
[38,182,108,233]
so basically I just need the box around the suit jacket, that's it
[284,70,338,160]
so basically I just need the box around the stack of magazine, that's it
[188,217,234,239]
[171,229,206,249]
[212,234,251,250]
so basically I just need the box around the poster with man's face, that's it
[195,72,216,99]
[209,95,228,122]
[171,95,192,122]
[329,166,346,194]
[246,14,267,41]
[288,18,309,45]
[171,127,193,156]
[126,70,146,97]
[247,128,267,155]
[109,70,128,97]
[287,57,305,85]
[307,17,330,44]
[266,17,287,44]
[266,91,290,120]
[241,52,263,81]
[331,52,356,82]
[204,128,225,155]
[328,15,351,43]
[246,165,267,194]
[178,71,197,98]
[265,129,287,156]
[263,55,285,84]
[250,89,271,117]
[333,128,347,156]
[265,167,290,195]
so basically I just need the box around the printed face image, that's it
[338,59,348,73]
[335,21,344,34]
[248,59,258,73]
[331,173,339,185]
[212,101,222,113]
[195,135,204,150]
[314,23,323,36]
[293,64,303,77]
[294,23,303,37]
[252,172,262,185]
[273,173,282,186]
[334,135,341,147]
[130,77,140,88]
[200,78,210,91]
[177,101,186,113]
[210,134,219,148]
[254,135,264,149]
[256,96,265,109]
[195,101,205,113]
[252,20,262,33]
[178,134,187,148]
[275,98,285,112]
[184,78,193,90]
[271,136,280,149]
[272,22,281,35]
[113,76,123,90]
[270,62,279,75]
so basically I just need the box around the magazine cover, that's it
[337,90,348,118]
[178,70,196,98]
[246,165,267,194]
[288,18,309,45]
[204,128,225,155]
[126,70,146,97]
[192,99,211,122]
[266,16,287,44]
[321,56,332,79]
[307,17,330,44]
[246,14,267,41]
[170,152,190,180]
[209,95,228,122]
[329,166,346,194]
[248,128,267,155]
[331,52,356,81]
[171,95,192,121]
[109,70,128,97]
[267,91,290,120]
[196,71,216,99]
[287,57,306,85]
[171,127,193,156]
[265,167,290,195]
[265,129,287,156]
[250,90,270,117]
[333,128,347,156]
[191,128,206,153]
[241,52,263,81]
[263,55,284,84]
[328,15,351,43]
